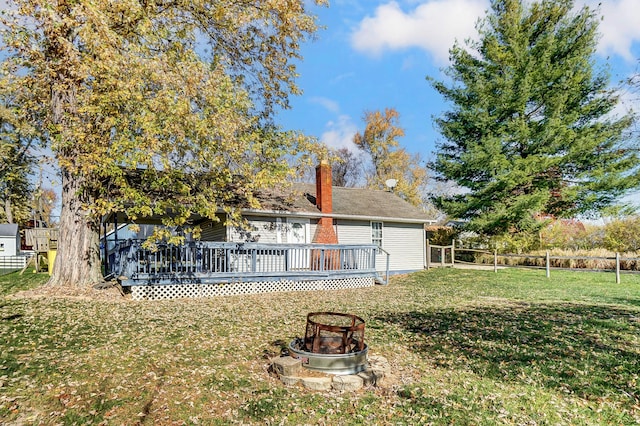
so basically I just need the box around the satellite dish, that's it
[385,179,398,190]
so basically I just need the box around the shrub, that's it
[604,216,640,252]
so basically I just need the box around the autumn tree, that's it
[604,215,640,252]
[331,147,363,187]
[31,187,59,227]
[0,0,326,287]
[353,108,428,207]
[0,90,35,225]
[430,0,639,238]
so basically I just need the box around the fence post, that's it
[452,240,455,267]
[546,250,550,278]
[426,239,430,270]
[440,247,445,268]
[494,249,497,273]
[616,252,620,284]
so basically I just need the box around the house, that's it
[198,162,432,274]
[106,163,434,299]
[0,224,20,257]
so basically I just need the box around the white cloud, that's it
[350,0,488,64]
[309,96,341,114]
[350,0,640,64]
[320,115,359,151]
[329,72,356,85]
[585,0,640,62]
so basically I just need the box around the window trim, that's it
[371,221,383,248]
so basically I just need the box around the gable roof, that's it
[0,224,19,237]
[104,184,434,225]
[246,183,433,224]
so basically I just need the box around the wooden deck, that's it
[107,240,385,287]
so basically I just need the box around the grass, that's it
[0,268,49,296]
[0,267,638,425]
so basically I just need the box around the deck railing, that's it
[107,240,381,286]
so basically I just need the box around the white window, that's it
[371,222,383,248]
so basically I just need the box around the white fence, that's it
[0,255,31,275]
[426,240,455,268]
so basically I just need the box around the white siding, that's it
[229,216,280,243]
[0,236,19,256]
[207,216,425,273]
[383,222,425,271]
[335,219,424,272]
[308,221,318,242]
[200,215,227,241]
[335,220,370,244]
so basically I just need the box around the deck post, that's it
[251,249,257,272]
[102,221,109,274]
[385,251,390,284]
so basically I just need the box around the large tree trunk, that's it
[4,198,13,224]
[47,168,103,287]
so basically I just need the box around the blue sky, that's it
[277,0,640,167]
[14,0,640,219]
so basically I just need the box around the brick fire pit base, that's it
[270,354,391,391]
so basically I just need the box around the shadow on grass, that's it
[610,297,640,307]
[376,302,640,402]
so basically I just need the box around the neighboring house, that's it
[198,162,433,274]
[0,224,20,257]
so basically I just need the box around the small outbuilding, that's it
[0,224,20,257]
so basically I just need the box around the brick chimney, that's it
[312,161,338,244]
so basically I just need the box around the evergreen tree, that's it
[429,0,639,238]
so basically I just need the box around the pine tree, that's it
[429,0,639,238]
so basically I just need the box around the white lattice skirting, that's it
[130,277,375,301]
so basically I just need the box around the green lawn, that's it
[1,268,639,425]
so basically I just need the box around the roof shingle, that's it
[254,183,431,223]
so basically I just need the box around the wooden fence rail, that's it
[452,248,640,283]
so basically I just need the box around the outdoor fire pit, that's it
[289,312,368,375]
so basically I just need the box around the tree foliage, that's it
[603,215,640,252]
[0,88,35,225]
[0,0,326,286]
[429,0,639,238]
[353,108,428,207]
